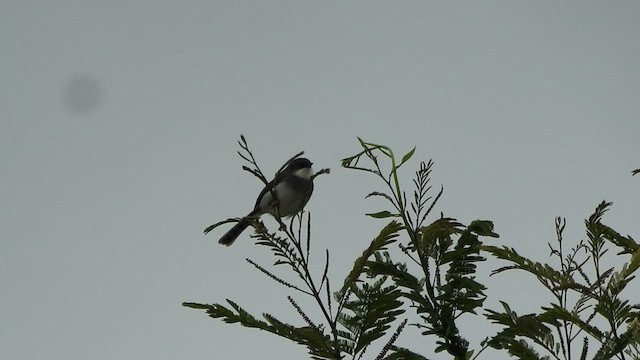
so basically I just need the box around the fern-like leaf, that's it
[336,221,402,299]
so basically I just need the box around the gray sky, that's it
[2,2,639,359]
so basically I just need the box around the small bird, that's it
[205,157,315,246]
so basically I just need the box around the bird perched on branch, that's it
[204,157,315,246]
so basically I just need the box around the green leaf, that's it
[541,305,604,340]
[337,221,402,299]
[400,147,416,165]
[411,217,463,260]
[182,300,271,330]
[366,211,399,219]
[485,245,571,288]
[467,220,500,238]
[390,147,416,176]
[603,225,640,255]
[337,277,405,355]
[383,346,432,360]
[183,301,341,359]
[485,302,556,359]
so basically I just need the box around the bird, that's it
[205,157,315,246]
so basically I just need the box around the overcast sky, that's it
[2,2,639,359]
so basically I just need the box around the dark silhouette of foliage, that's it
[184,137,639,360]
[484,202,640,360]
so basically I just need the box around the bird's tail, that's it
[204,210,260,246]
[217,218,251,246]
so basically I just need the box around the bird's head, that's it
[288,158,313,180]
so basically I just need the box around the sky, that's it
[2,1,639,359]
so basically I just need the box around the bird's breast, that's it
[257,181,311,217]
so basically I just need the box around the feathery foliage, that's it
[484,201,640,360]
[185,137,638,360]
[342,139,498,359]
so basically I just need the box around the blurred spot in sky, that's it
[62,74,104,116]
